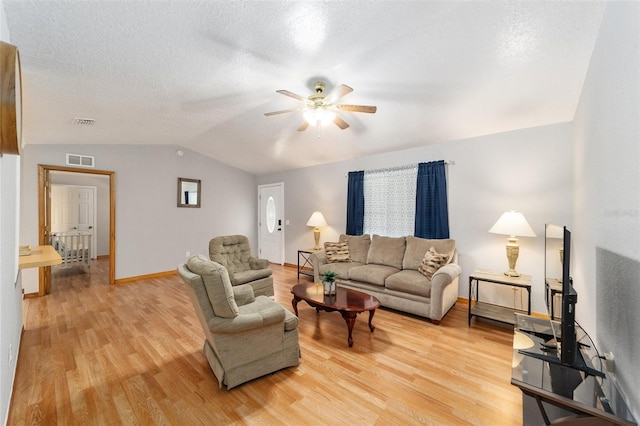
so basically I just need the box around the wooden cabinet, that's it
[0,41,22,155]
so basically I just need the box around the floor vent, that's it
[66,153,95,168]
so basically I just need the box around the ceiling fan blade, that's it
[276,90,308,102]
[337,104,377,114]
[333,116,350,130]
[264,108,301,116]
[297,121,309,132]
[324,84,353,104]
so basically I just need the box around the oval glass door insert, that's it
[266,196,276,233]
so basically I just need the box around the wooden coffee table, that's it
[291,283,381,347]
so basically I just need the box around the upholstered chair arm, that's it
[432,263,462,283]
[310,250,327,282]
[429,263,462,323]
[249,257,269,270]
[208,305,285,334]
[232,284,255,306]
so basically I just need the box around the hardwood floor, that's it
[9,259,523,425]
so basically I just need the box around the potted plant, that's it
[321,271,337,296]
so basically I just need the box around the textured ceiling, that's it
[4,1,606,175]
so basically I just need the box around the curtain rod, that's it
[344,160,455,177]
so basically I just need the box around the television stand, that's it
[512,315,636,425]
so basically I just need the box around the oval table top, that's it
[291,282,380,312]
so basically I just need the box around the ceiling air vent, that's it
[66,153,95,168]
[72,117,95,126]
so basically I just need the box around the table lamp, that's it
[489,210,536,277]
[306,211,327,250]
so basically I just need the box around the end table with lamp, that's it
[298,248,321,280]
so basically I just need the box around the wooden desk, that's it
[18,245,62,269]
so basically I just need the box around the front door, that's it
[258,183,284,264]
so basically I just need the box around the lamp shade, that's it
[489,211,536,237]
[546,224,564,239]
[306,211,327,227]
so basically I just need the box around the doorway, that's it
[258,182,284,264]
[37,164,115,294]
[51,184,98,259]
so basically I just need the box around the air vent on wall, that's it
[72,117,95,126]
[66,153,95,168]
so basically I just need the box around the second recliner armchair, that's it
[209,235,273,297]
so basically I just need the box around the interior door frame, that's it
[38,164,116,293]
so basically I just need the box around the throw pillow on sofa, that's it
[418,247,449,280]
[324,241,351,263]
[403,236,456,270]
[338,234,371,264]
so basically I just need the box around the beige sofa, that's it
[310,234,462,324]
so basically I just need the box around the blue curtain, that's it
[346,171,365,235]
[415,161,450,238]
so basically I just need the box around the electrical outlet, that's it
[186,251,191,258]
[605,352,615,373]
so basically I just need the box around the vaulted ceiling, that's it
[3,1,606,175]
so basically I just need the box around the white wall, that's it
[20,144,258,288]
[573,1,639,417]
[0,1,24,424]
[258,122,574,315]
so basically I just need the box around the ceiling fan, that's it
[264,81,377,131]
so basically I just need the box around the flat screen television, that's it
[543,224,602,377]
[544,224,577,365]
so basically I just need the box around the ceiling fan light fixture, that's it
[303,107,335,126]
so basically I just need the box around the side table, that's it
[297,248,320,280]
[468,269,532,326]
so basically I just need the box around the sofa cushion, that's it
[318,262,363,280]
[339,234,371,264]
[367,235,406,269]
[403,236,456,270]
[348,264,400,286]
[324,241,351,263]
[385,270,432,298]
[418,247,449,280]
[187,255,239,318]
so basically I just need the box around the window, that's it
[347,161,450,239]
[363,166,418,237]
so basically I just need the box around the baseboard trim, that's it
[23,292,39,299]
[6,325,25,425]
[115,269,177,285]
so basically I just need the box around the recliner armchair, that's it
[209,235,274,297]
[178,255,300,389]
